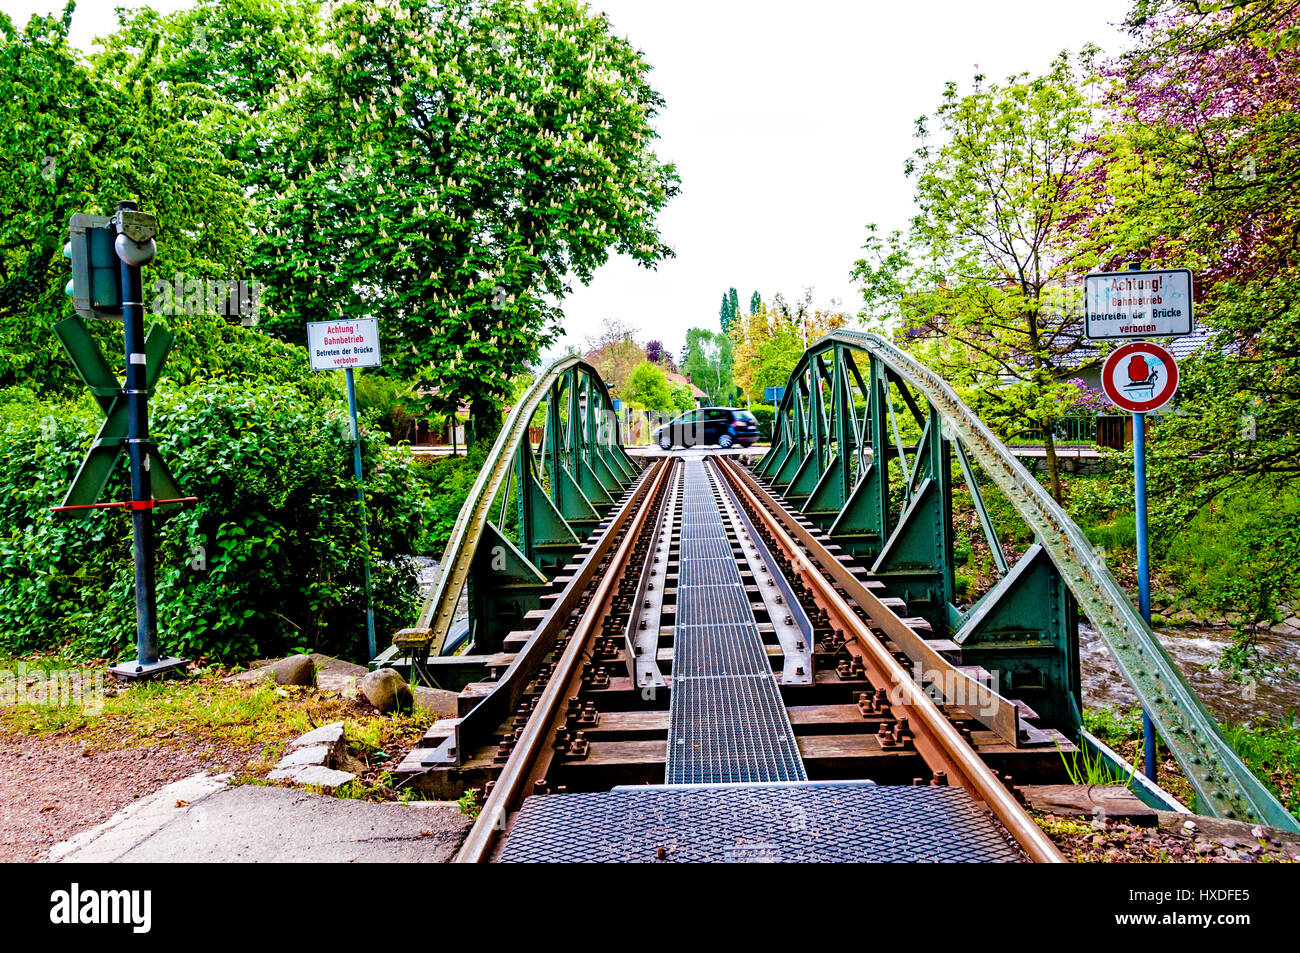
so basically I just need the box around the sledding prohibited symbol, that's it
[1101,341,1179,414]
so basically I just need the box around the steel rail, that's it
[719,457,1024,745]
[447,460,655,764]
[414,354,627,655]
[454,457,675,863]
[446,459,650,763]
[774,330,1298,832]
[716,457,1064,862]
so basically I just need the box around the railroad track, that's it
[397,453,1071,862]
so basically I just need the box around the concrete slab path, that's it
[50,773,470,863]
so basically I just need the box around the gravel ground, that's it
[1035,811,1300,863]
[0,733,269,862]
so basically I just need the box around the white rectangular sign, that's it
[1084,268,1193,340]
[307,318,382,371]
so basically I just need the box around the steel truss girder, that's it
[402,356,639,659]
[466,522,548,654]
[954,543,1082,730]
[761,330,1297,831]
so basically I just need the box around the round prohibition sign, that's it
[1102,341,1179,413]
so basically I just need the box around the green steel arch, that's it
[391,355,638,662]
[760,329,1297,832]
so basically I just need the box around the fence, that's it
[1014,416,1098,446]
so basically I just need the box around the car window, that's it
[736,411,757,423]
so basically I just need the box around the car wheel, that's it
[659,435,673,451]
[718,433,734,449]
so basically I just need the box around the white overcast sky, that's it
[7,0,1134,359]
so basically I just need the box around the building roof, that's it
[665,371,709,398]
[1053,324,1220,370]
[1164,325,1217,360]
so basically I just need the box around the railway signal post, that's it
[56,202,192,681]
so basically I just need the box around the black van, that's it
[654,408,759,450]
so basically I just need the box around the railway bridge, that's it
[375,330,1297,862]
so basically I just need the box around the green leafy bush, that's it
[750,405,775,442]
[1223,713,1300,819]
[410,446,488,556]
[0,379,434,664]
[1066,470,1134,526]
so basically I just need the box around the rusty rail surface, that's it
[715,456,1065,863]
[454,457,675,863]
[717,456,1025,747]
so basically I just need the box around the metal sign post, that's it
[306,318,382,659]
[346,367,377,660]
[1095,267,1184,778]
[1133,408,1156,779]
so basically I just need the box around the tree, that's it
[584,316,645,394]
[729,290,848,402]
[1074,1,1300,526]
[682,327,734,405]
[853,53,1098,502]
[120,0,679,442]
[718,287,739,332]
[749,290,762,314]
[0,5,257,396]
[624,360,672,410]
[666,379,695,413]
[644,338,677,372]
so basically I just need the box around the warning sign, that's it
[1085,268,1193,340]
[307,318,382,371]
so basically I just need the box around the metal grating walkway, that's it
[499,783,1023,862]
[666,460,806,783]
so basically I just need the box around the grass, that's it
[1057,735,1137,788]
[1084,705,1197,807]
[0,662,323,748]
[1083,704,1145,748]
[457,788,481,818]
[1082,512,1136,554]
[0,653,436,799]
[1223,713,1300,819]
[1034,815,1093,838]
[1085,704,1300,827]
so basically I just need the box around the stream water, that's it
[412,556,469,628]
[1080,623,1300,726]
